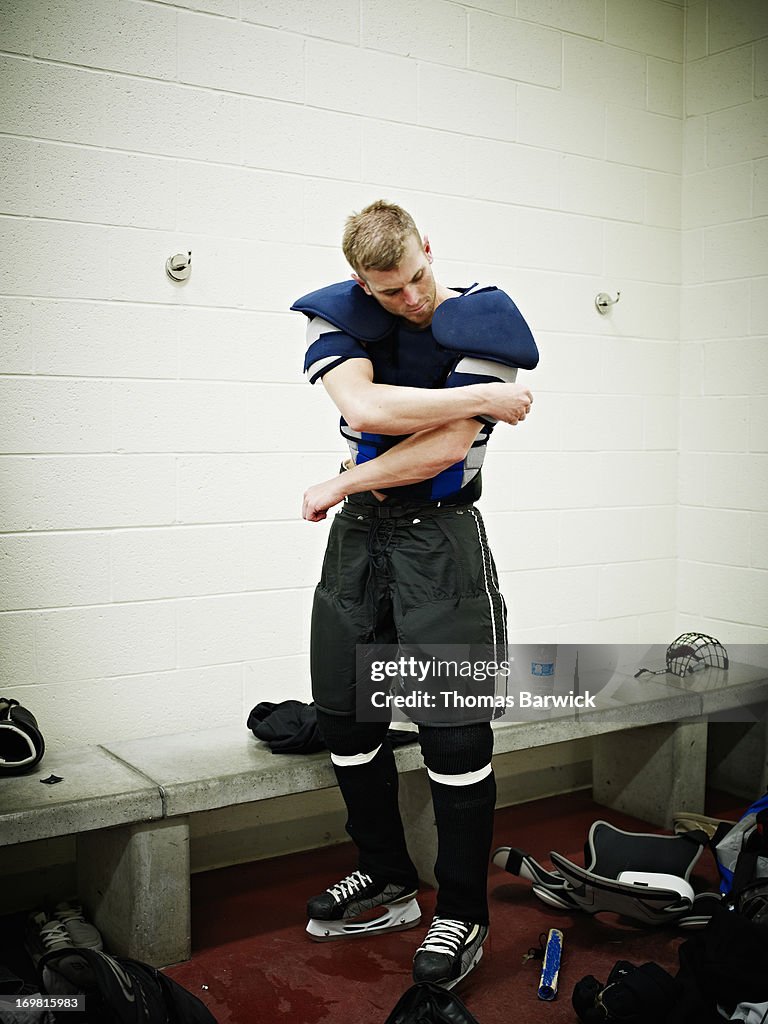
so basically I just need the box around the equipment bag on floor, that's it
[715,790,768,925]
[0,697,45,775]
[572,960,679,1024]
[383,982,481,1023]
[675,903,768,1022]
[39,948,218,1024]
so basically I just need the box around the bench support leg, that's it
[398,769,438,889]
[77,818,191,968]
[592,720,707,828]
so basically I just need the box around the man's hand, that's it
[484,382,533,424]
[302,477,346,522]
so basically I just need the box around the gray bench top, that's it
[104,726,428,817]
[662,661,768,715]
[100,663,766,818]
[0,745,162,846]
[489,661,767,749]
[98,675,697,820]
[105,726,337,817]
[3,663,764,843]
[491,670,701,749]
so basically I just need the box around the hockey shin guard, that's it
[420,723,496,924]
[330,741,418,888]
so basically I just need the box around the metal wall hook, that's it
[595,291,620,314]
[166,251,192,282]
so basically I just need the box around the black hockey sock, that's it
[332,742,418,888]
[429,772,496,924]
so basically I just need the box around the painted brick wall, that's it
[678,0,768,641]
[0,0,760,753]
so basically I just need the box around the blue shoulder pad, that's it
[432,287,539,370]
[290,281,395,343]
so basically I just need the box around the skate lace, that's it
[55,904,85,924]
[417,917,469,956]
[328,870,373,904]
[40,921,74,951]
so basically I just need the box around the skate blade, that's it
[306,897,421,942]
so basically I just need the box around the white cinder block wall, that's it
[0,0,764,755]
[678,0,768,640]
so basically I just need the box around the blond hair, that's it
[342,200,422,274]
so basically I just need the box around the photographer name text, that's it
[370,690,596,710]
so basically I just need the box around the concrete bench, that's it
[0,746,162,845]
[1,661,765,969]
[82,660,768,965]
[78,727,427,966]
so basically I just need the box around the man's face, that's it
[353,233,437,327]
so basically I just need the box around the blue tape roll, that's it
[537,928,563,1001]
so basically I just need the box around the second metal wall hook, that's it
[595,291,620,314]
[166,251,192,282]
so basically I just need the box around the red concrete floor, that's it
[165,789,741,1024]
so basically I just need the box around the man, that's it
[292,201,537,988]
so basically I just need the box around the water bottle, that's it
[530,645,556,679]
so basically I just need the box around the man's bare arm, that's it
[322,360,532,434]
[302,419,482,522]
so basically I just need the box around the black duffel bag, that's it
[383,982,481,1023]
[0,697,45,775]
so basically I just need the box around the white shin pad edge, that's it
[330,744,382,767]
[426,763,493,787]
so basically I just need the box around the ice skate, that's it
[306,870,420,941]
[412,916,488,988]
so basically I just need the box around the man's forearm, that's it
[343,421,480,494]
[322,360,532,435]
[347,381,492,434]
[302,420,481,521]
